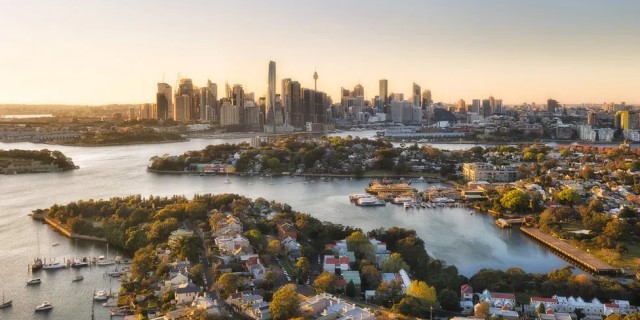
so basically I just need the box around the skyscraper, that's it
[412,83,421,108]
[422,90,432,107]
[471,99,481,113]
[156,83,172,120]
[352,83,364,98]
[379,79,388,103]
[547,99,559,113]
[267,61,276,127]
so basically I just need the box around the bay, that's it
[0,135,568,319]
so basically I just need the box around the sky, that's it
[1,0,639,105]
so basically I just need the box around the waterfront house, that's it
[479,289,516,310]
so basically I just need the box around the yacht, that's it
[94,290,109,302]
[392,197,413,204]
[72,275,84,282]
[27,278,42,285]
[403,202,413,209]
[71,259,89,268]
[97,255,115,266]
[43,259,65,270]
[35,301,53,311]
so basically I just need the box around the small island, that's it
[0,149,77,174]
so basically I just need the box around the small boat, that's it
[107,267,122,277]
[403,202,412,209]
[72,275,84,282]
[102,299,117,307]
[71,259,89,268]
[27,278,42,285]
[94,290,109,302]
[51,243,60,247]
[35,301,53,311]
[0,292,12,309]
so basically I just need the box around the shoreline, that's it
[146,168,447,180]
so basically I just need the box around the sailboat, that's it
[71,239,89,268]
[0,292,12,309]
[97,243,115,266]
[31,227,43,272]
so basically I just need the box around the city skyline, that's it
[1,0,639,105]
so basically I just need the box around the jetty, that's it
[32,213,108,243]
[495,218,527,228]
[521,227,619,275]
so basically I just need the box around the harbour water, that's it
[0,134,569,319]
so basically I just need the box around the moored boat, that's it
[355,197,386,207]
[27,278,41,285]
[43,259,65,270]
[94,290,109,302]
[72,275,84,282]
[35,301,53,311]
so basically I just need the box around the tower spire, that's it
[313,69,318,91]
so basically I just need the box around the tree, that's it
[267,239,281,256]
[557,187,582,206]
[499,189,530,212]
[313,271,336,293]
[190,264,204,286]
[438,288,460,311]
[214,273,240,298]
[171,235,202,264]
[604,218,628,241]
[295,257,310,284]
[361,264,381,290]
[270,284,301,320]
[131,245,157,279]
[346,231,374,260]
[536,302,545,315]
[382,253,410,273]
[406,280,437,307]
[346,280,356,298]
[475,301,490,320]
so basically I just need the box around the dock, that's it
[520,227,619,275]
[41,216,108,243]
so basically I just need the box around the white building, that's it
[462,162,518,182]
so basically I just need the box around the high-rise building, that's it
[352,83,364,98]
[174,95,190,122]
[482,99,491,118]
[495,99,503,114]
[139,103,152,120]
[412,83,421,108]
[176,78,199,121]
[379,79,388,103]
[267,61,276,127]
[587,112,597,126]
[547,99,559,113]
[198,80,217,121]
[341,87,350,98]
[471,99,481,114]
[489,96,496,114]
[422,90,432,106]
[156,83,172,120]
[457,99,466,113]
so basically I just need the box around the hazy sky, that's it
[1,0,639,105]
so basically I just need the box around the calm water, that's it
[0,134,568,319]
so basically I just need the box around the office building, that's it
[547,99,560,113]
[379,79,388,103]
[156,83,172,120]
[352,83,364,98]
[422,89,432,106]
[412,83,421,108]
[463,162,518,182]
[457,99,466,113]
[587,112,597,126]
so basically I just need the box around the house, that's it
[191,296,221,316]
[380,269,411,293]
[175,282,200,305]
[300,293,375,320]
[168,260,191,278]
[323,255,350,273]
[213,215,243,237]
[479,289,516,310]
[160,273,189,293]
[169,228,194,244]
[276,221,298,240]
[245,256,266,281]
[281,236,302,260]
[460,284,474,313]
[341,270,362,292]
[215,234,252,254]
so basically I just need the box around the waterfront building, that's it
[462,162,518,183]
[156,83,172,120]
[587,112,597,126]
[220,100,240,126]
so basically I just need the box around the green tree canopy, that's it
[270,284,301,320]
[382,253,410,273]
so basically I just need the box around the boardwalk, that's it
[521,227,619,275]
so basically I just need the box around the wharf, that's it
[41,216,108,243]
[520,227,619,275]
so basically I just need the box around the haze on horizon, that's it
[1,0,639,106]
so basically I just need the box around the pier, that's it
[520,227,619,275]
[41,216,108,243]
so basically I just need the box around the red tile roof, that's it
[605,304,620,308]
[461,284,473,294]
[491,292,515,300]
[532,297,558,303]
